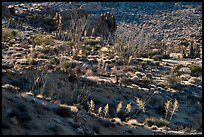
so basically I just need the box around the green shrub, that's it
[162,54,170,59]
[139,61,148,70]
[154,61,160,66]
[143,117,171,127]
[67,41,75,48]
[34,33,55,46]
[84,38,100,45]
[152,55,163,61]
[61,61,78,70]
[119,77,132,86]
[2,42,7,49]
[37,53,49,59]
[38,47,50,54]
[147,50,159,58]
[2,28,17,42]
[187,64,202,77]
[141,77,152,85]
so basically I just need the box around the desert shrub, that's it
[141,76,152,85]
[152,55,163,61]
[69,84,91,105]
[84,38,101,46]
[165,74,181,89]
[154,61,160,66]
[139,61,148,70]
[8,18,18,28]
[34,33,55,46]
[122,66,137,73]
[38,47,51,54]
[2,28,17,42]
[187,64,202,77]
[26,55,37,65]
[143,117,171,127]
[114,23,155,59]
[140,53,149,58]
[146,50,159,58]
[171,64,183,74]
[50,57,60,65]
[162,54,170,59]
[2,42,7,49]
[60,61,78,70]
[119,77,132,86]
[36,53,48,59]
[67,41,75,48]
[90,44,101,54]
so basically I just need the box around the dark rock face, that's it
[2,5,13,19]
[8,6,15,16]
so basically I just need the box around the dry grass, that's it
[164,99,172,120]
[163,99,179,121]
[116,101,123,114]
[103,104,109,117]
[134,96,145,116]
[124,102,132,114]
[164,74,182,89]
[98,106,102,116]
[170,99,179,120]
[88,99,95,113]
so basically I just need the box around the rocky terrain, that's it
[2,2,202,135]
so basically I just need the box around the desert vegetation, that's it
[2,2,202,135]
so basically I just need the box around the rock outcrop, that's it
[53,8,117,40]
[83,12,117,39]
